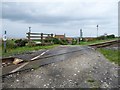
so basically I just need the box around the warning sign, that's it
[3,34,7,41]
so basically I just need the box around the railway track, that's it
[1,48,88,77]
[88,40,119,48]
[1,40,119,77]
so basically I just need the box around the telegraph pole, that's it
[97,25,99,38]
[29,27,31,33]
[80,29,83,41]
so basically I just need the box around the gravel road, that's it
[2,46,119,88]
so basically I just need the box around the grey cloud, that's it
[1,1,118,38]
[2,2,110,24]
[2,2,71,24]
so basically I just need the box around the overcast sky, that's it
[1,0,119,38]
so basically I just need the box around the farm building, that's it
[54,34,66,40]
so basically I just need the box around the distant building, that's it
[83,37,96,41]
[54,34,75,44]
[54,34,65,40]
[66,37,73,44]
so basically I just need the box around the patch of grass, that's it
[87,79,95,83]
[87,78,100,88]
[98,48,119,65]
[2,44,59,57]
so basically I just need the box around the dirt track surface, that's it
[2,46,119,88]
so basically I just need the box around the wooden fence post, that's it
[28,32,30,45]
[26,32,54,46]
[28,27,31,46]
[51,34,53,44]
[41,33,43,45]
[47,34,50,43]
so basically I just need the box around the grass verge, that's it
[97,48,119,65]
[2,44,59,57]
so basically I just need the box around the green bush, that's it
[97,35,105,40]
[97,34,115,40]
[60,39,68,45]
[53,38,68,45]
[2,40,15,50]
[106,34,115,39]
[44,38,53,43]
[72,39,77,45]
[53,38,61,44]
[15,39,28,47]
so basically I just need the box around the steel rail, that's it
[89,40,119,48]
[1,47,90,78]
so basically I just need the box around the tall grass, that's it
[1,39,59,57]
[98,48,119,65]
[2,44,59,57]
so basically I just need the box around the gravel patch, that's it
[2,46,119,88]
[104,43,119,50]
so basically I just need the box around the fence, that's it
[26,32,53,45]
